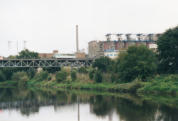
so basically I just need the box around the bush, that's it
[94,71,102,83]
[78,67,88,73]
[11,72,29,81]
[56,71,67,82]
[43,67,61,73]
[89,70,95,80]
[0,70,6,82]
[71,71,77,81]
[34,71,49,81]
[26,68,36,78]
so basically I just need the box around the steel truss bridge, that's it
[0,59,94,68]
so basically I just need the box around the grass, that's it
[27,79,143,93]
[138,74,178,95]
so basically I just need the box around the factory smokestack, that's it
[76,25,79,52]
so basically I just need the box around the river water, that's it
[0,88,178,121]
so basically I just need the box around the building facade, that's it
[88,33,160,59]
[39,50,59,59]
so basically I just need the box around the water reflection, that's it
[0,88,178,121]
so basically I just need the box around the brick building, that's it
[39,50,58,59]
[88,33,159,59]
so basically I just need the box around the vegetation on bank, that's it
[0,26,178,95]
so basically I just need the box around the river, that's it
[0,88,177,121]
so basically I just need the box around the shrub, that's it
[34,71,49,81]
[0,70,6,82]
[78,67,88,73]
[56,71,67,82]
[71,71,77,81]
[89,70,95,80]
[11,72,29,81]
[94,71,102,83]
[43,67,61,73]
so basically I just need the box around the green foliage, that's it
[43,67,61,73]
[34,71,49,81]
[11,72,29,81]
[111,73,119,83]
[1,68,19,80]
[92,56,113,72]
[17,49,39,59]
[56,70,67,82]
[78,67,88,73]
[4,49,39,80]
[157,26,178,74]
[89,69,95,80]
[116,45,157,82]
[94,71,103,83]
[71,71,77,81]
[138,74,178,95]
[0,71,6,82]
[26,68,36,78]
[11,72,29,88]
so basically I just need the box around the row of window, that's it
[106,54,118,57]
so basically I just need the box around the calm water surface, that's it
[0,88,178,121]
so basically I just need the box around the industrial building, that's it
[88,33,160,59]
[38,50,59,59]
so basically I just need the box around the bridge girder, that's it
[0,59,94,68]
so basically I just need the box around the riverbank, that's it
[1,71,178,96]
[27,80,143,93]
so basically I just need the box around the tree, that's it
[92,56,113,72]
[116,45,157,82]
[157,26,178,73]
[17,49,39,59]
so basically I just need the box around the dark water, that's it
[0,88,178,121]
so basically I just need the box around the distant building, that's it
[0,56,3,60]
[88,33,159,59]
[88,41,100,58]
[53,53,76,59]
[39,50,59,59]
[75,52,86,59]
[104,50,119,59]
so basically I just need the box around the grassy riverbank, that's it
[27,80,143,93]
[1,74,178,96]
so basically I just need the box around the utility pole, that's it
[76,25,79,52]
[16,40,18,53]
[23,40,27,50]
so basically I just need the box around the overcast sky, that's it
[0,0,178,56]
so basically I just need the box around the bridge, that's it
[0,59,94,68]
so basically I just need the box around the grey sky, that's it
[0,0,178,56]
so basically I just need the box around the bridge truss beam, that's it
[0,59,93,68]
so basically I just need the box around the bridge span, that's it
[0,59,94,68]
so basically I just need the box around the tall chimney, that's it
[76,25,79,52]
